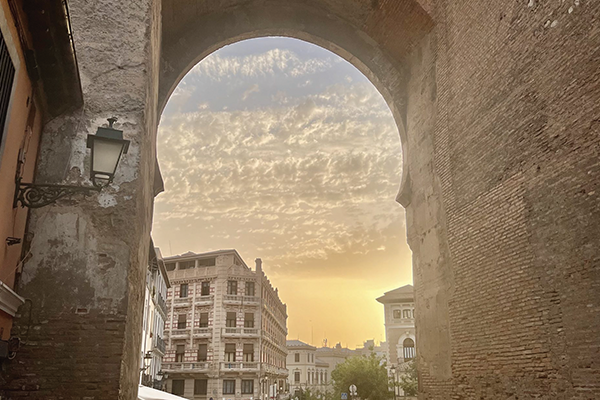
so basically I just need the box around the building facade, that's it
[286,340,330,396]
[140,244,171,389]
[162,250,288,400]
[376,285,415,397]
[355,339,388,360]
[0,0,81,352]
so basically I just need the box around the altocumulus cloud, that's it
[191,48,333,81]
[154,38,406,281]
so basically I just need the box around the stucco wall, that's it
[0,0,43,341]
[4,0,161,398]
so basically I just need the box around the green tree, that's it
[330,353,391,400]
[397,360,418,397]
[294,388,323,400]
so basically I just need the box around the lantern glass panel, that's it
[92,137,124,179]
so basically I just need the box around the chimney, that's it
[255,258,262,272]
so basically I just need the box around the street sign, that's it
[341,393,348,400]
[349,385,357,395]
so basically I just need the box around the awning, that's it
[138,385,188,400]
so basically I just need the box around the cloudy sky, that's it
[152,37,412,349]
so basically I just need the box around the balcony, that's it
[173,297,191,308]
[220,362,259,371]
[195,294,214,306]
[157,294,168,315]
[221,327,259,337]
[169,329,190,339]
[263,364,289,377]
[154,335,166,354]
[163,362,211,372]
[223,295,259,305]
[193,327,212,338]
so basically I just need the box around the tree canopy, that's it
[397,360,418,396]
[330,353,392,400]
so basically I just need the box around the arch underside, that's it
[159,0,434,207]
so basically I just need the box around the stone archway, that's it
[158,1,434,208]
[7,0,599,399]
[157,3,450,396]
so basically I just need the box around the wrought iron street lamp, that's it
[86,117,130,187]
[14,117,130,208]
[141,351,153,371]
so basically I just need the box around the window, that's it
[294,353,300,362]
[180,260,195,269]
[172,379,185,395]
[242,380,254,394]
[177,314,186,329]
[403,338,415,360]
[194,379,208,395]
[393,309,402,319]
[0,32,15,150]
[245,282,255,296]
[201,281,210,296]
[180,283,188,298]
[244,313,254,328]
[199,312,209,328]
[175,345,185,362]
[324,372,327,383]
[165,263,176,271]
[226,312,237,328]
[294,372,300,383]
[198,257,216,267]
[225,343,236,361]
[243,344,254,362]
[223,380,235,394]
[197,343,207,361]
[402,309,411,319]
[227,280,238,295]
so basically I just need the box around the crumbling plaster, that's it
[8,0,161,398]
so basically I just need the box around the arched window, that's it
[403,338,415,361]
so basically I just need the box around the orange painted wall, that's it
[0,0,43,340]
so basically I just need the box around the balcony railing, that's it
[195,294,214,305]
[169,329,189,338]
[173,297,191,307]
[157,294,168,315]
[220,362,258,371]
[223,295,259,304]
[155,335,166,354]
[264,364,289,377]
[193,327,212,337]
[222,327,259,337]
[163,362,211,371]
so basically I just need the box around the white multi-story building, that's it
[314,343,354,386]
[140,244,171,389]
[355,339,388,359]
[162,250,288,400]
[376,285,416,397]
[286,340,330,396]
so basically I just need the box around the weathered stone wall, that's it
[3,0,161,399]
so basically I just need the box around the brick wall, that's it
[408,0,600,398]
